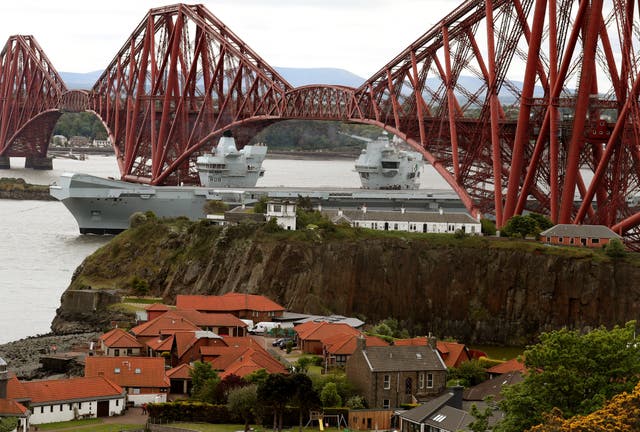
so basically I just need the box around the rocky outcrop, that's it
[52,220,640,345]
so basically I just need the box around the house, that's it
[325,208,481,235]
[19,376,126,425]
[166,331,225,367]
[395,337,473,368]
[145,303,171,321]
[266,200,297,230]
[487,357,526,379]
[176,293,285,322]
[464,371,522,408]
[129,311,202,349]
[346,337,447,409]
[398,387,472,432]
[98,328,144,357]
[539,224,622,248]
[295,321,361,355]
[200,336,288,377]
[84,357,169,406]
[323,334,389,367]
[0,358,29,432]
[170,310,249,336]
[166,364,193,397]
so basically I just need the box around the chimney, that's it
[318,204,322,212]
[447,385,464,410]
[338,208,343,217]
[427,333,437,350]
[356,336,367,352]
[401,206,406,214]
[438,208,444,215]
[0,357,8,399]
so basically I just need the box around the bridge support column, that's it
[25,156,53,170]
[0,157,9,169]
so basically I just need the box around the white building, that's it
[266,200,297,230]
[325,207,481,235]
[19,376,125,425]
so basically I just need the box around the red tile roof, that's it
[146,303,170,312]
[0,399,28,416]
[487,357,526,375]
[20,376,124,404]
[176,293,284,313]
[166,363,193,380]
[6,373,29,401]
[324,334,388,355]
[99,328,143,349]
[130,311,201,337]
[173,331,223,359]
[296,322,360,342]
[173,310,247,328]
[146,335,174,352]
[85,357,170,389]
[211,347,287,377]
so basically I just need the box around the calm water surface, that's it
[0,155,452,343]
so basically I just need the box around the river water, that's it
[0,155,452,344]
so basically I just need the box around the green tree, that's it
[320,382,342,407]
[346,395,366,409]
[290,373,321,431]
[448,359,488,387]
[253,196,268,214]
[189,361,220,401]
[0,418,18,432]
[604,238,626,258]
[502,215,539,238]
[294,356,315,374]
[481,218,497,236]
[228,384,258,432]
[257,373,292,432]
[245,368,269,386]
[497,321,640,432]
[528,213,554,231]
[468,397,497,432]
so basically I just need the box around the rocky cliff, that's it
[52,218,640,345]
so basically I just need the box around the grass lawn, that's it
[37,418,143,431]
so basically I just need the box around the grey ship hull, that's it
[51,173,467,234]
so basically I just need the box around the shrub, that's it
[480,218,497,236]
[605,238,626,258]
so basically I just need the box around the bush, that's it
[605,238,626,258]
[130,276,150,295]
[147,401,233,423]
[481,218,497,236]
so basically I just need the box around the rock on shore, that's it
[0,332,99,379]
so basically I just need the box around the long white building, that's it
[325,207,481,235]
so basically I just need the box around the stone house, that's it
[539,224,622,248]
[346,337,447,409]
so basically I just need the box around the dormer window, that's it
[114,368,121,374]
[135,368,141,374]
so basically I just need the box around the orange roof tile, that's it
[324,334,388,355]
[85,357,169,389]
[173,310,247,328]
[212,347,287,378]
[296,322,360,342]
[130,311,201,337]
[146,335,175,352]
[20,376,124,404]
[0,399,28,416]
[166,363,193,380]
[176,293,284,313]
[6,373,29,401]
[487,357,526,375]
[146,303,170,312]
[99,328,143,349]
[173,331,223,359]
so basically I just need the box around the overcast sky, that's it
[1,0,459,79]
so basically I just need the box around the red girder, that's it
[0,35,65,157]
[4,1,640,244]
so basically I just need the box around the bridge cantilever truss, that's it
[2,1,640,241]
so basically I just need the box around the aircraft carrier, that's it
[50,172,467,234]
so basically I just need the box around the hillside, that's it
[52,218,640,345]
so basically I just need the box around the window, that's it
[40,407,44,414]
[273,204,282,213]
[79,403,82,409]
[419,372,425,389]
[132,388,141,395]
[427,373,434,388]
[394,223,398,230]
[383,374,390,389]
[116,400,119,406]
[114,349,120,356]
[114,367,121,374]
[60,404,63,411]
[135,368,141,374]
[592,238,600,244]
[127,349,133,355]
[50,406,53,413]
[383,399,390,409]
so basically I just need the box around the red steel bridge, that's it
[2,2,640,239]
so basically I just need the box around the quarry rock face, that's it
[53,225,640,345]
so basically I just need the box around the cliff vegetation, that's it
[53,216,640,345]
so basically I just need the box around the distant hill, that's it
[59,67,366,90]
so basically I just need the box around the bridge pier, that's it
[25,156,53,170]
[0,157,9,169]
